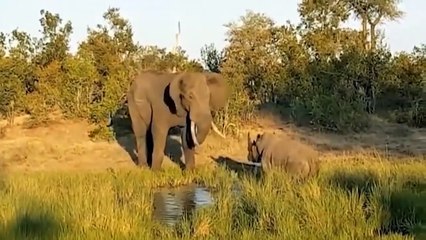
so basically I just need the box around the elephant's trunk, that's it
[188,112,212,147]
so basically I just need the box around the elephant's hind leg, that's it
[128,97,152,168]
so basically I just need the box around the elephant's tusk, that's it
[211,122,226,138]
[181,125,188,149]
[190,121,200,146]
[252,162,262,167]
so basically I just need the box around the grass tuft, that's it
[0,155,425,239]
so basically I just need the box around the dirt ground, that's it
[0,113,425,173]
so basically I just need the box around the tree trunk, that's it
[361,15,369,50]
[370,24,377,51]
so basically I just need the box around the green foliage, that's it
[0,8,204,140]
[0,157,425,239]
[201,43,223,73]
[0,2,424,137]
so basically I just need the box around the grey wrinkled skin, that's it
[126,70,230,171]
[247,131,320,180]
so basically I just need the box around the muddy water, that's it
[152,183,214,226]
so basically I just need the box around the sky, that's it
[1,0,425,61]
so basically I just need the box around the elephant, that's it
[247,131,320,180]
[126,70,230,171]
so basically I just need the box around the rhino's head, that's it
[247,132,262,163]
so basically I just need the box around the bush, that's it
[0,6,424,138]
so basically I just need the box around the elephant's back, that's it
[135,71,173,83]
[133,71,173,94]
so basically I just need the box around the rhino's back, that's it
[262,134,320,178]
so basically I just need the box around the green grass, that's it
[0,155,425,240]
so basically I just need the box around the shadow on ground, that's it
[0,200,67,240]
[164,129,186,170]
[211,155,262,179]
[108,108,185,169]
[328,169,426,239]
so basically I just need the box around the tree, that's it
[222,11,285,103]
[34,9,73,67]
[0,33,7,57]
[347,0,404,51]
[298,0,352,59]
[201,43,224,73]
[0,5,423,137]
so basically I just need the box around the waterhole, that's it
[152,183,214,226]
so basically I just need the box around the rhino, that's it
[247,131,320,180]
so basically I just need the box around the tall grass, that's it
[0,155,425,240]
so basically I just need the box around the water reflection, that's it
[152,183,214,226]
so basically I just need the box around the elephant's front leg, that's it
[181,127,196,171]
[150,123,168,171]
[183,147,196,171]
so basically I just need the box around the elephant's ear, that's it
[169,73,187,117]
[204,72,230,111]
